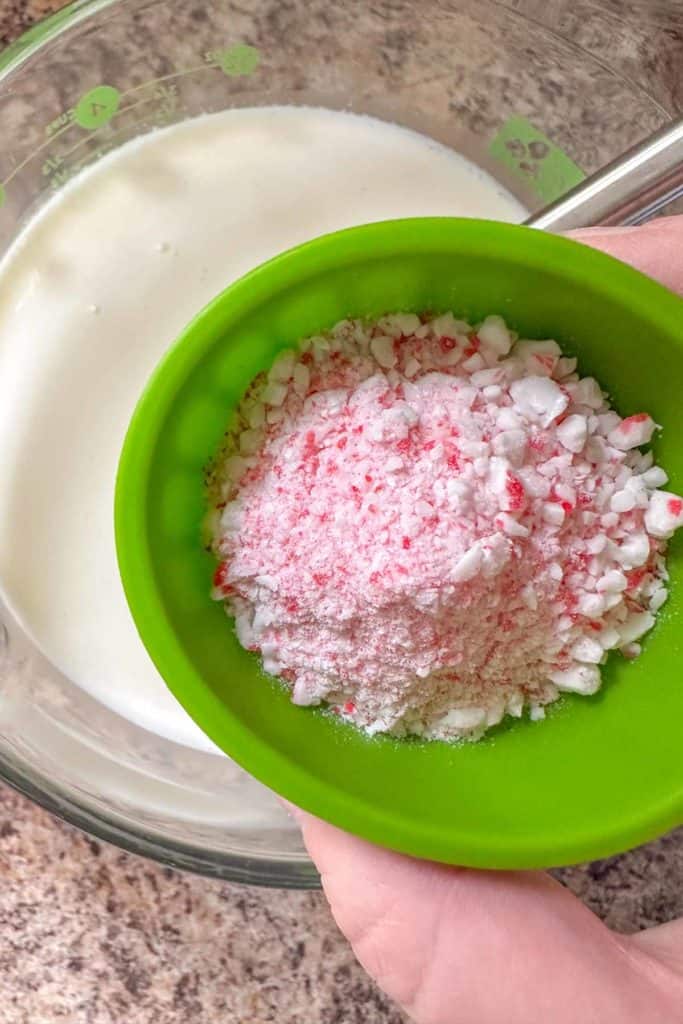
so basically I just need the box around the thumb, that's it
[295,810,683,1024]
[568,215,683,295]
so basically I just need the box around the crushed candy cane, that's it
[206,312,681,741]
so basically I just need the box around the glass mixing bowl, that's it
[0,0,679,886]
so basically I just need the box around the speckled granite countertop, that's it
[1,2,683,1022]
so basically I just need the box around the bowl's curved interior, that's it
[119,217,682,868]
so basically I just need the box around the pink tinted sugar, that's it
[208,314,681,741]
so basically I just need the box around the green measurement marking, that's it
[217,43,260,77]
[490,117,585,205]
[0,183,5,209]
[73,85,121,131]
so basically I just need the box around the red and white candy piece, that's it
[644,490,683,539]
[556,414,588,454]
[549,664,601,695]
[509,376,568,428]
[607,413,657,451]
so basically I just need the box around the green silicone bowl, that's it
[115,218,683,869]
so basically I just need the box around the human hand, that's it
[567,215,683,296]
[291,216,683,1024]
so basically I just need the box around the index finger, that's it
[568,214,683,295]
